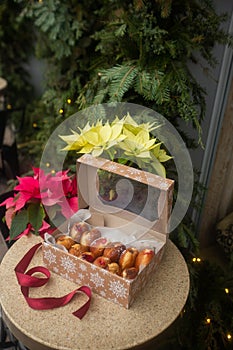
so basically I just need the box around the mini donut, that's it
[119,247,139,270]
[103,242,126,263]
[80,228,101,248]
[93,256,111,269]
[69,243,87,257]
[80,251,95,263]
[56,235,76,250]
[70,222,90,241]
[90,237,109,259]
[106,262,121,275]
[134,248,155,270]
[122,267,139,280]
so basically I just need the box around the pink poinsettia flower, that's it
[14,176,41,210]
[40,170,67,201]
[0,166,79,241]
[0,195,16,209]
[41,188,63,206]
[60,196,78,218]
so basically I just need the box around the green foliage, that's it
[9,209,28,240]
[0,0,34,106]
[9,0,231,163]
[9,202,46,240]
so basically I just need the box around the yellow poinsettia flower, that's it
[80,120,126,157]
[122,112,156,136]
[152,143,173,162]
[59,129,88,151]
[60,119,126,157]
[59,113,172,178]
[119,128,156,158]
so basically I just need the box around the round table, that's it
[0,235,189,350]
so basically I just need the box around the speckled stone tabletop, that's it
[0,235,189,350]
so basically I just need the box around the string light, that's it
[227,333,232,340]
[67,98,72,104]
[225,288,229,294]
[33,122,38,128]
[46,162,50,167]
[59,108,64,114]
[192,257,201,262]
[7,104,12,109]
[206,318,211,324]
[51,169,56,174]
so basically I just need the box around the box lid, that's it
[76,154,174,240]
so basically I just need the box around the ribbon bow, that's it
[14,242,91,319]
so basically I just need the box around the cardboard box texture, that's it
[42,154,174,308]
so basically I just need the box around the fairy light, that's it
[196,257,201,262]
[227,333,232,340]
[7,104,12,109]
[46,162,50,167]
[206,318,211,324]
[67,98,72,104]
[192,257,201,262]
[59,108,64,114]
[33,122,38,128]
[225,288,229,294]
[51,169,56,174]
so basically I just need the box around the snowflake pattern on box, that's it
[60,256,77,273]
[90,272,105,288]
[159,181,169,190]
[107,164,118,172]
[53,266,59,273]
[79,262,87,272]
[43,249,56,265]
[77,272,85,281]
[109,280,128,298]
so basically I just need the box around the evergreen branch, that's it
[99,64,138,101]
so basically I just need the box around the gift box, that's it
[42,154,174,308]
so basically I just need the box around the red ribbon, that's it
[14,242,92,319]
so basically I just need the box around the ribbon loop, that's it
[14,242,91,319]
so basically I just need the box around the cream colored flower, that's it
[59,113,172,178]
[60,119,125,158]
[152,143,173,162]
[119,127,156,159]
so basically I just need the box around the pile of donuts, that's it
[55,221,155,280]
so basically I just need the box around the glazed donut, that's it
[106,262,121,275]
[56,235,76,250]
[90,237,109,259]
[70,222,89,242]
[93,256,111,269]
[69,243,87,257]
[103,242,126,263]
[122,267,139,280]
[80,228,101,249]
[119,247,139,270]
[134,248,155,270]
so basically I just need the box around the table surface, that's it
[0,235,190,350]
